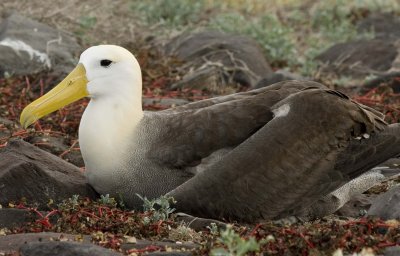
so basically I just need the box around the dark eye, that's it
[100,59,112,67]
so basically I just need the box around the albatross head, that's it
[20,45,142,128]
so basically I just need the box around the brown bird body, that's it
[20,45,400,222]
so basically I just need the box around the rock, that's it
[367,185,400,220]
[255,70,307,89]
[316,39,398,78]
[19,241,122,256]
[0,232,91,253]
[0,232,198,255]
[120,239,198,252]
[358,13,400,40]
[25,135,84,167]
[361,71,400,93]
[175,213,226,232]
[335,194,375,218]
[0,13,80,78]
[147,252,193,256]
[384,246,400,256]
[164,31,272,90]
[0,139,97,209]
[0,208,37,229]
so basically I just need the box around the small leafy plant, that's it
[210,224,260,256]
[136,194,176,224]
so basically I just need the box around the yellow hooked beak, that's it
[20,63,89,128]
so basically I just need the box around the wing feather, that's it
[166,88,399,221]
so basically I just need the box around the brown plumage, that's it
[20,46,400,223]
[122,80,398,222]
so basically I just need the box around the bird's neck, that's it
[79,94,143,172]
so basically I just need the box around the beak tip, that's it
[20,109,34,129]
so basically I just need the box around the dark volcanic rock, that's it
[19,241,122,256]
[0,208,36,228]
[0,13,80,78]
[367,185,400,220]
[26,135,84,167]
[316,39,398,78]
[175,213,227,231]
[120,239,198,252]
[0,139,97,208]
[361,71,400,93]
[335,194,375,218]
[384,246,400,256]
[0,232,92,252]
[164,31,272,90]
[147,252,193,256]
[0,232,197,255]
[358,13,400,40]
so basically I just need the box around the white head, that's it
[20,45,143,128]
[80,45,142,100]
[20,45,146,186]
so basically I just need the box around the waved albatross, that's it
[20,45,400,222]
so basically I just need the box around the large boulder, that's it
[335,194,375,218]
[163,31,272,91]
[0,232,197,255]
[0,13,81,77]
[316,39,398,78]
[367,185,400,220]
[0,208,37,228]
[0,139,97,208]
[357,13,400,40]
[19,241,122,256]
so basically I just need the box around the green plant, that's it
[168,223,202,242]
[79,16,97,30]
[136,194,176,223]
[207,222,219,236]
[66,194,80,210]
[75,15,97,43]
[210,224,260,256]
[131,0,205,28]
[99,194,117,207]
[209,13,296,67]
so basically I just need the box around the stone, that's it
[0,139,97,209]
[19,241,123,256]
[0,208,36,229]
[175,213,226,232]
[25,135,84,167]
[0,232,91,253]
[0,232,198,255]
[120,239,198,252]
[335,194,375,218]
[367,185,400,220]
[147,252,193,256]
[164,31,272,90]
[384,246,400,256]
[361,71,400,93]
[358,13,400,40]
[0,13,81,78]
[316,39,398,78]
